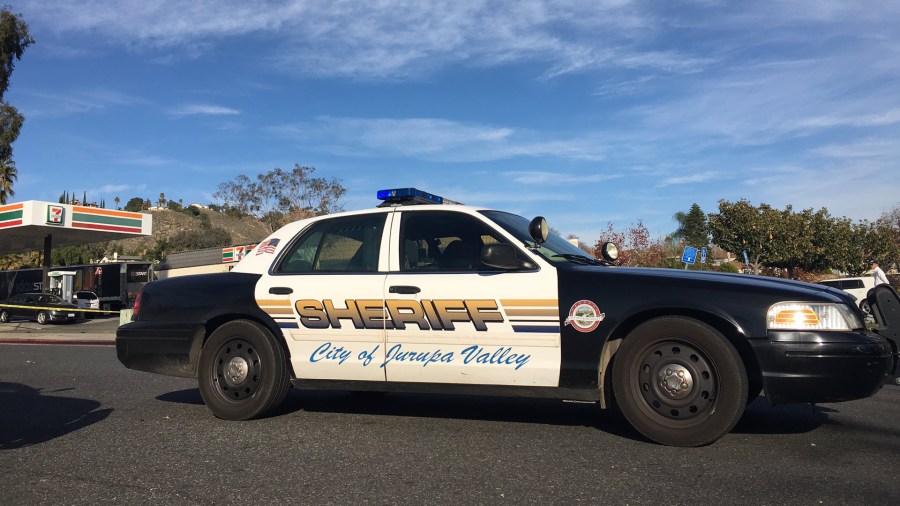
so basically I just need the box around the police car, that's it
[116,188,899,446]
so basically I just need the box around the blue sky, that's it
[6,1,900,244]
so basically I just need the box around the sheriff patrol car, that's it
[116,188,900,446]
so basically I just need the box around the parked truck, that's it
[0,261,152,310]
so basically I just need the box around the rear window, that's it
[844,280,864,289]
[76,291,97,300]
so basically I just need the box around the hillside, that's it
[109,208,272,259]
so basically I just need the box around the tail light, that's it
[131,289,144,321]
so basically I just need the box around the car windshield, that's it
[480,210,601,265]
[38,294,66,304]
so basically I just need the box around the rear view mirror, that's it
[482,244,536,270]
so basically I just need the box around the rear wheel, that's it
[612,316,747,447]
[36,311,49,325]
[198,320,291,420]
[0,309,9,323]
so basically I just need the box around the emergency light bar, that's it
[376,188,463,206]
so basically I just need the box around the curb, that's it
[0,338,115,346]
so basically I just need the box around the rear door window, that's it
[276,214,386,273]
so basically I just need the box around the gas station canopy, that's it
[0,200,153,256]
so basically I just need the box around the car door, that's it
[5,294,26,319]
[254,211,392,382]
[16,294,36,319]
[383,209,561,387]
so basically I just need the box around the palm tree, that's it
[114,196,120,210]
[0,157,17,205]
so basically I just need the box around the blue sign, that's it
[681,246,698,265]
[700,247,707,264]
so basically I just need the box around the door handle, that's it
[269,287,293,295]
[389,285,421,294]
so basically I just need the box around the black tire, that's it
[198,320,291,420]
[612,316,748,447]
[0,309,9,323]
[36,311,49,325]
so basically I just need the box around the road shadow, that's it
[732,395,828,435]
[157,389,836,442]
[157,386,644,440]
[0,382,112,449]
[157,388,204,405]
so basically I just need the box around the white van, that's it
[819,277,876,314]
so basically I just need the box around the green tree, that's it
[0,155,14,204]
[878,205,900,272]
[0,7,33,204]
[766,206,833,278]
[124,197,144,212]
[708,200,782,274]
[672,203,709,249]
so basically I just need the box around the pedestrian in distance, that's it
[871,260,889,286]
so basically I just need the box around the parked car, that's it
[0,292,79,324]
[819,277,875,314]
[73,290,100,319]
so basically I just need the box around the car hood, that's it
[567,265,851,303]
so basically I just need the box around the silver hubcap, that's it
[657,363,693,399]
[225,357,249,385]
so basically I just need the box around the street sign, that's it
[681,246,698,265]
[700,247,707,264]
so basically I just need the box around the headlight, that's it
[767,302,863,331]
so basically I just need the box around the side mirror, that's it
[598,242,618,263]
[529,216,548,244]
[482,244,522,270]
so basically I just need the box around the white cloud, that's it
[18,89,146,117]
[656,171,719,188]
[169,104,240,117]
[95,184,141,194]
[22,1,710,81]
[505,171,620,185]
[271,116,608,162]
[113,155,173,167]
[798,108,900,129]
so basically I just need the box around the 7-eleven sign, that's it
[47,205,65,225]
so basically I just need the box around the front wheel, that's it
[36,311,49,325]
[198,320,291,420]
[612,316,748,447]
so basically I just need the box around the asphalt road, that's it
[1,344,898,505]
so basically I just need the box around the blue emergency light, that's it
[376,188,462,206]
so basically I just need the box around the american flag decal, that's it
[256,238,280,255]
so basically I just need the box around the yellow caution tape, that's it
[0,303,121,314]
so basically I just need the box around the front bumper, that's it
[116,321,205,378]
[49,310,77,322]
[751,331,893,405]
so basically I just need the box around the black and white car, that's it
[116,188,899,446]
